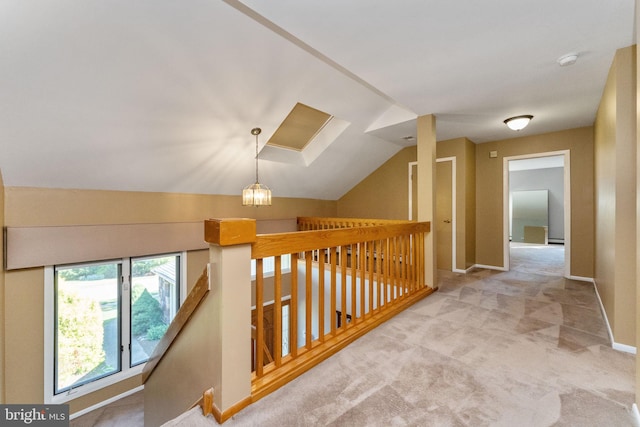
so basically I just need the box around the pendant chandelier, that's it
[242,127,272,206]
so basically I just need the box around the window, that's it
[250,254,292,278]
[130,255,181,367]
[46,253,184,402]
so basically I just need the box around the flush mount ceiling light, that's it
[242,127,272,206]
[557,53,578,67]
[503,115,533,131]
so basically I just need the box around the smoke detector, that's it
[557,53,578,67]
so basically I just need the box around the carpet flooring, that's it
[74,244,637,426]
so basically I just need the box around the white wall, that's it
[510,167,564,242]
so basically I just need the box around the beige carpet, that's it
[162,244,636,427]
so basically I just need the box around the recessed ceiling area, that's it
[267,103,333,152]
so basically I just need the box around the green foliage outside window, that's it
[57,289,105,388]
[146,324,169,341]
[131,288,164,337]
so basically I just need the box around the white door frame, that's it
[437,157,458,272]
[502,150,571,277]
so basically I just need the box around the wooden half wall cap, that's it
[204,218,257,246]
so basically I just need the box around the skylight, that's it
[266,103,333,151]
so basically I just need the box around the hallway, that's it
[74,245,635,426]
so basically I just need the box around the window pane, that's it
[55,263,120,394]
[130,255,180,366]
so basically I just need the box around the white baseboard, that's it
[613,342,637,354]
[632,403,640,427]
[566,275,594,283]
[69,385,144,420]
[591,279,637,354]
[592,278,615,347]
[472,264,508,272]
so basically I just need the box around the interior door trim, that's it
[436,157,458,272]
[502,150,571,277]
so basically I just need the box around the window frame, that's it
[250,254,292,279]
[44,252,187,404]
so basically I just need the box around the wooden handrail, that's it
[253,222,430,258]
[142,267,210,383]
[297,216,415,230]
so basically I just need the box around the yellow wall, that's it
[636,0,640,404]
[0,170,5,403]
[4,187,337,226]
[595,45,637,346]
[475,127,595,277]
[1,187,336,414]
[337,146,415,220]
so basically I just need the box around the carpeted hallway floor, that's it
[73,244,637,426]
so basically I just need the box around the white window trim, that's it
[44,252,187,404]
[250,254,292,280]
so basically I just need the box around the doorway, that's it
[503,151,570,277]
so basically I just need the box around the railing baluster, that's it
[256,259,264,377]
[359,241,366,320]
[290,253,298,357]
[305,250,313,349]
[340,245,347,330]
[368,240,374,316]
[330,247,337,335]
[318,248,325,343]
[351,243,357,323]
[274,256,282,367]
[376,240,382,312]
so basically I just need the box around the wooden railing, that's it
[297,216,412,230]
[145,217,433,425]
[250,218,433,401]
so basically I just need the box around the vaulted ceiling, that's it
[0,1,635,200]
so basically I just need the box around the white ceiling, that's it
[0,1,635,200]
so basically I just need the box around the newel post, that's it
[204,218,256,420]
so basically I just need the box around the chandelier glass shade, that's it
[242,127,272,206]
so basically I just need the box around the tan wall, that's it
[436,138,476,270]
[595,45,637,346]
[636,0,640,403]
[0,170,5,403]
[4,268,44,404]
[337,146,415,219]
[1,187,336,414]
[4,187,337,227]
[475,127,595,277]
